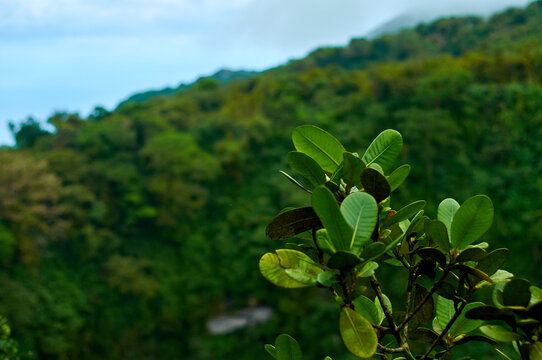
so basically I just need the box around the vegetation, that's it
[260,125,542,359]
[1,1,542,359]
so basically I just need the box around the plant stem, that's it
[397,269,450,332]
[420,289,473,360]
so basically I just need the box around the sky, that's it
[0,0,533,145]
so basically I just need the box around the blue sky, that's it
[0,0,532,145]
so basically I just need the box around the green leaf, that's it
[428,220,450,253]
[259,250,323,288]
[375,294,392,325]
[531,286,542,304]
[387,164,410,191]
[355,261,379,278]
[266,207,321,240]
[384,200,426,228]
[531,342,542,360]
[339,307,378,358]
[477,248,509,277]
[317,271,338,287]
[353,296,380,325]
[292,125,345,173]
[456,247,487,263]
[316,229,336,255]
[414,284,434,324]
[327,251,361,270]
[287,151,326,186]
[436,296,455,331]
[479,325,521,342]
[340,192,377,253]
[280,170,312,194]
[361,129,403,173]
[476,269,514,289]
[437,198,460,236]
[265,344,277,359]
[454,264,493,283]
[360,168,391,203]
[360,242,386,260]
[450,195,494,249]
[312,186,352,251]
[465,306,515,326]
[450,302,485,336]
[275,334,302,360]
[342,152,365,190]
[436,281,456,300]
[409,328,439,344]
[503,278,531,307]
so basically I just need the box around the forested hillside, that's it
[1,2,542,359]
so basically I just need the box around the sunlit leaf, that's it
[292,125,345,173]
[353,296,380,325]
[437,198,460,236]
[384,200,426,228]
[259,250,323,288]
[361,129,403,173]
[355,261,378,278]
[340,192,377,253]
[312,186,352,251]
[339,307,378,358]
[479,325,521,342]
[375,294,392,325]
[317,271,338,287]
[316,229,336,255]
[450,195,493,249]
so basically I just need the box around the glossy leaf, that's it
[384,200,426,228]
[428,220,450,253]
[503,278,531,307]
[355,261,378,278]
[280,170,312,194]
[361,129,403,173]
[316,229,336,255]
[436,296,454,330]
[266,207,320,240]
[259,250,323,288]
[340,192,377,253]
[265,344,277,359]
[479,325,521,342]
[477,248,509,277]
[437,198,460,236]
[317,271,338,287]
[339,307,378,358]
[342,152,364,189]
[353,296,380,325]
[292,125,345,173]
[454,264,493,283]
[450,195,494,249]
[450,302,485,336]
[360,168,390,203]
[375,294,392,325]
[312,186,352,251]
[456,247,487,263]
[275,334,302,360]
[360,242,386,260]
[287,151,326,186]
[387,164,410,191]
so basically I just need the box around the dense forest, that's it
[1,2,542,359]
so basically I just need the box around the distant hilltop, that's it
[117,68,258,107]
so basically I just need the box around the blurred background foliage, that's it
[1,2,542,359]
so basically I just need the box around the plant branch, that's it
[397,268,450,332]
[370,275,404,348]
[420,289,474,360]
[377,343,407,353]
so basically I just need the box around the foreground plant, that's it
[259,125,542,360]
